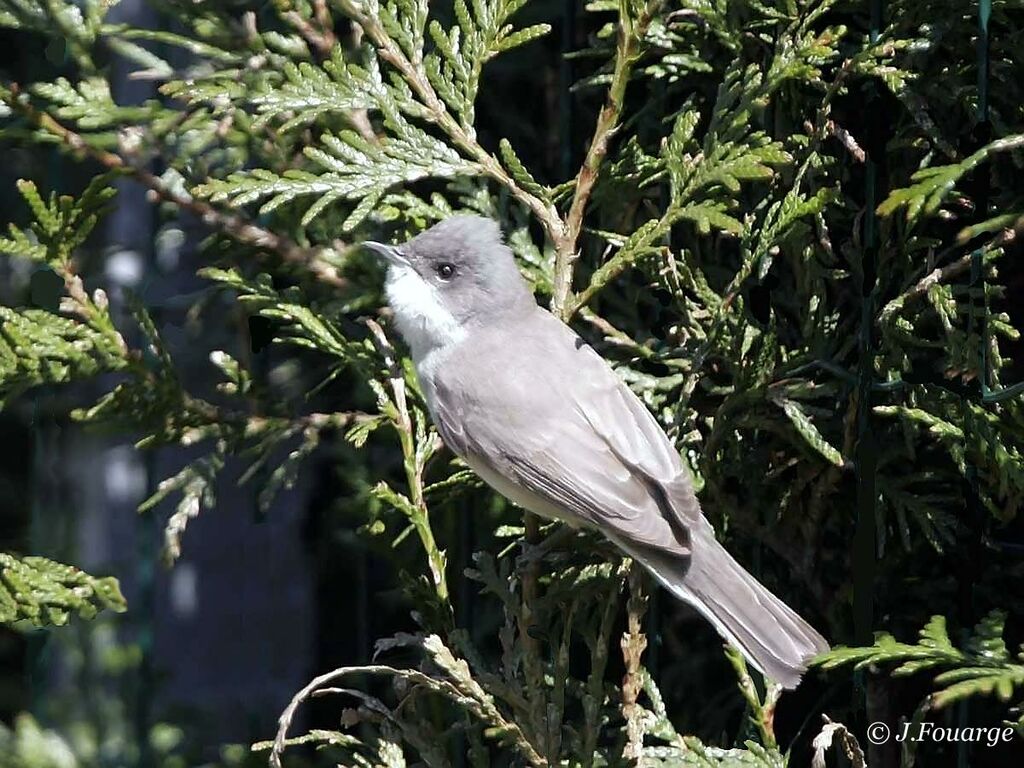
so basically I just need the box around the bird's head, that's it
[363,215,534,358]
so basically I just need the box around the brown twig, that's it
[337,0,664,322]
[281,0,337,58]
[579,307,655,358]
[2,83,347,288]
[337,0,563,246]
[826,118,866,163]
[880,251,975,321]
[345,20,381,144]
[620,561,649,763]
[552,1,662,318]
[270,663,547,768]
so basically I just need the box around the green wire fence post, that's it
[855,3,892,767]
[853,0,884,649]
[957,3,992,767]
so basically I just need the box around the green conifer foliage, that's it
[0,553,126,627]
[1,0,1022,764]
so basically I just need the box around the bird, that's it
[363,214,828,688]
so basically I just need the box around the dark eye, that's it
[435,262,456,280]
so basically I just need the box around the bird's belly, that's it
[462,453,582,528]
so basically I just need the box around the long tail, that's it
[611,526,829,689]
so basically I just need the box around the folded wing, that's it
[429,310,698,555]
[426,309,829,688]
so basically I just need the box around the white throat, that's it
[385,264,467,366]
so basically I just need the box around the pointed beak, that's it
[362,241,409,268]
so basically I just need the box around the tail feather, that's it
[611,527,828,689]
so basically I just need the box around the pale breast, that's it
[414,341,458,420]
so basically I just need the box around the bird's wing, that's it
[429,311,701,554]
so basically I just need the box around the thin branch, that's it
[826,119,866,163]
[727,648,780,750]
[337,0,663,322]
[345,19,382,144]
[337,1,564,245]
[880,251,975,321]
[280,0,337,58]
[1,83,347,288]
[552,1,662,318]
[366,319,452,617]
[620,561,649,763]
[579,306,655,358]
[271,664,547,768]
[237,409,372,434]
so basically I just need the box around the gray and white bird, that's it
[364,215,828,688]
